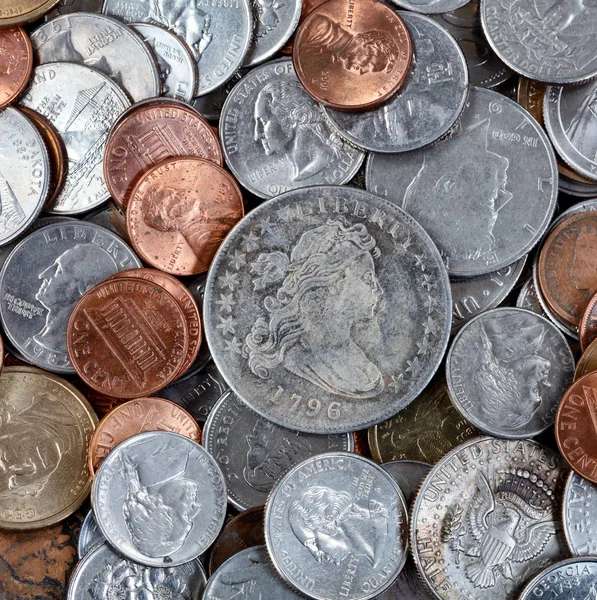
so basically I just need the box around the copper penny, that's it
[580,292,597,352]
[575,337,597,381]
[292,0,412,111]
[0,28,32,108]
[67,277,190,399]
[280,0,329,55]
[104,99,223,210]
[126,157,244,276]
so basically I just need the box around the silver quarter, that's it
[92,431,227,567]
[45,0,102,18]
[516,278,548,318]
[411,437,568,600]
[220,58,364,199]
[446,307,575,439]
[203,390,354,511]
[323,12,468,154]
[78,511,106,559]
[366,86,558,277]
[0,221,141,373]
[388,0,469,13]
[204,185,452,433]
[381,460,431,506]
[265,452,409,600]
[20,62,130,215]
[563,471,597,557]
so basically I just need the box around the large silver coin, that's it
[0,108,50,247]
[203,390,354,510]
[323,12,468,154]
[92,431,227,567]
[389,0,468,13]
[381,460,431,506]
[563,471,597,556]
[411,437,568,600]
[220,58,364,199]
[366,86,558,277]
[30,13,160,103]
[446,307,575,439]
[68,542,207,599]
[102,0,253,95]
[0,221,141,373]
[481,0,597,84]
[20,63,130,215]
[204,185,452,433]
[78,510,105,559]
[265,452,409,600]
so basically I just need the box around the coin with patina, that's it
[563,471,597,556]
[78,510,105,558]
[204,185,451,433]
[0,0,60,25]
[381,460,431,507]
[0,28,32,110]
[92,431,227,566]
[580,293,597,352]
[517,278,549,319]
[575,337,597,380]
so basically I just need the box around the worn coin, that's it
[517,278,549,319]
[0,0,60,25]
[78,510,105,558]
[563,471,597,556]
[366,86,558,277]
[580,293,597,352]
[92,431,227,566]
[381,460,431,506]
[0,28,32,110]
[575,337,597,380]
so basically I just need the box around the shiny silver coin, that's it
[265,452,409,600]
[203,390,354,511]
[323,12,468,154]
[381,460,431,506]
[92,431,227,567]
[411,437,568,600]
[20,62,130,215]
[67,542,207,599]
[446,307,574,439]
[563,471,597,557]
[45,0,102,18]
[0,108,50,247]
[78,511,105,559]
[366,86,558,277]
[516,278,548,318]
[131,23,198,103]
[388,0,468,14]
[220,58,364,199]
[204,185,451,433]
[190,69,244,121]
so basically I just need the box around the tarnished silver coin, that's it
[481,0,597,84]
[102,0,253,95]
[78,511,106,559]
[265,452,409,600]
[45,0,102,18]
[203,390,354,511]
[220,58,364,199]
[412,437,568,600]
[447,307,575,439]
[389,0,469,13]
[20,62,130,215]
[563,471,597,556]
[366,86,558,277]
[0,108,50,247]
[323,12,468,154]
[31,13,160,103]
[92,431,227,567]
[68,542,207,599]
[0,221,141,373]
[381,460,431,506]
[204,185,452,433]
[131,23,198,103]
[517,278,548,318]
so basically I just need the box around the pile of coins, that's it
[2,0,597,598]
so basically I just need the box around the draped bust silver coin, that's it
[0,108,50,247]
[265,452,409,600]
[563,472,597,556]
[0,221,141,373]
[78,511,106,558]
[446,308,575,439]
[389,0,469,13]
[20,63,130,215]
[204,185,452,433]
[412,437,568,600]
[203,390,354,510]
[366,86,558,277]
[92,431,227,567]
[323,12,468,154]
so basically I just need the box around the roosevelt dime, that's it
[563,471,597,556]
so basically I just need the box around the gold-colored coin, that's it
[575,337,597,380]
[368,378,478,465]
[0,366,97,530]
[0,0,60,26]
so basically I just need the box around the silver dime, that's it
[102,0,253,95]
[78,511,106,559]
[204,185,452,433]
[0,108,50,247]
[563,471,597,557]
[323,12,468,154]
[446,307,575,439]
[481,0,597,84]
[0,221,141,373]
[20,63,130,215]
[203,390,354,510]
[265,452,409,600]
[92,431,227,567]
[388,0,468,13]
[131,23,198,103]
[68,542,207,599]
[411,437,568,600]
[381,460,431,506]
[366,86,558,277]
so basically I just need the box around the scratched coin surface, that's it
[204,185,451,433]
[563,471,597,556]
[0,28,32,109]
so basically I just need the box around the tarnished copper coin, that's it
[292,0,412,111]
[580,292,597,352]
[104,100,223,210]
[127,157,244,276]
[67,277,190,399]
[575,337,597,381]
[87,397,201,475]
[0,28,32,107]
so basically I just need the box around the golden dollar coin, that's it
[0,0,61,25]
